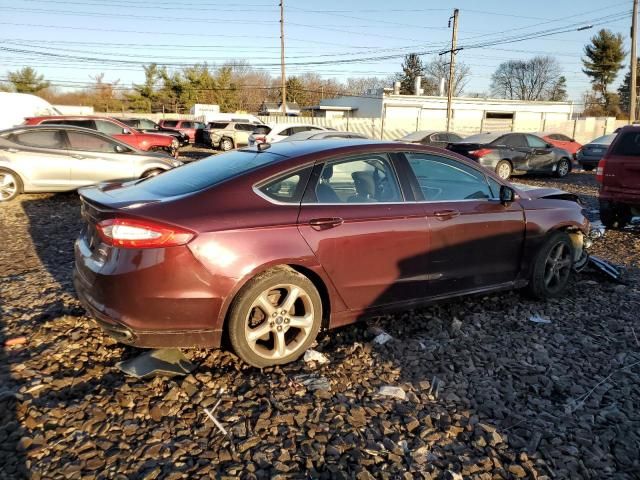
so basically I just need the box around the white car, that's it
[248,123,328,146]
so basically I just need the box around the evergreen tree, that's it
[617,61,639,115]
[398,53,425,95]
[7,67,50,93]
[582,29,626,111]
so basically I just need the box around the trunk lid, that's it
[446,142,488,159]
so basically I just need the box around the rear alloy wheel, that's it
[0,169,22,202]
[528,231,574,299]
[555,158,570,178]
[228,268,322,367]
[220,138,234,151]
[495,160,512,180]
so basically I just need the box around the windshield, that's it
[590,134,616,145]
[137,150,285,197]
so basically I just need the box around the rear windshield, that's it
[611,131,640,156]
[138,150,284,197]
[591,134,616,145]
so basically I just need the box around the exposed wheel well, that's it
[140,168,165,178]
[221,264,331,340]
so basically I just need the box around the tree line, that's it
[1,28,633,117]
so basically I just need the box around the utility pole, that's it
[630,0,638,123]
[445,8,459,132]
[280,0,287,116]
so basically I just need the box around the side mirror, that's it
[499,185,515,204]
[546,143,554,148]
[570,138,576,142]
[122,128,131,134]
[115,145,129,153]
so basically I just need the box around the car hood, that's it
[511,183,580,202]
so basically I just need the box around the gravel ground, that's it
[1,171,639,479]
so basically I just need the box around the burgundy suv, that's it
[74,140,589,367]
[597,125,640,228]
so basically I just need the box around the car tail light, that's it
[596,158,606,183]
[468,148,493,158]
[96,218,194,249]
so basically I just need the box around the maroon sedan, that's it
[74,140,590,367]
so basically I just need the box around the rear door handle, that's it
[433,209,460,220]
[309,217,344,230]
[71,154,86,159]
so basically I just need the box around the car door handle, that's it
[433,209,460,220]
[71,154,85,159]
[309,217,344,230]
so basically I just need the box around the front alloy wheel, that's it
[228,268,322,367]
[220,138,234,151]
[0,170,20,201]
[528,231,574,298]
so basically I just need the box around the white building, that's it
[312,89,574,135]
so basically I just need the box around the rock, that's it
[377,386,406,400]
[508,465,527,478]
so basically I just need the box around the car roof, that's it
[0,124,142,150]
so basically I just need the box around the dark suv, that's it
[597,125,640,228]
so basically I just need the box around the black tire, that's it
[599,200,631,229]
[220,137,234,151]
[495,160,512,180]
[141,169,165,179]
[0,168,23,202]
[527,231,574,299]
[227,267,322,368]
[555,158,571,178]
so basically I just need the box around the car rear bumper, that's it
[73,237,226,348]
[599,188,640,207]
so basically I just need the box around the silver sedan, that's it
[0,125,182,201]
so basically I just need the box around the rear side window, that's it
[259,167,312,203]
[7,130,65,149]
[611,132,640,156]
[235,124,255,131]
[500,134,527,148]
[44,119,95,130]
[209,122,229,129]
[138,151,284,197]
[181,122,194,128]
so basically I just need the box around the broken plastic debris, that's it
[4,336,27,347]
[377,386,406,400]
[117,348,196,379]
[589,255,624,283]
[529,314,552,324]
[293,374,331,392]
[373,332,393,345]
[303,349,329,365]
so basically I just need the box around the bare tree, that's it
[423,56,471,96]
[490,56,566,101]
[344,76,392,95]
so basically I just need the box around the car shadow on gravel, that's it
[0,305,27,478]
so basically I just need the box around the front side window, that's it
[405,152,492,201]
[500,134,527,148]
[162,120,178,128]
[259,167,312,203]
[526,135,548,148]
[139,119,157,129]
[67,131,122,153]
[313,154,402,204]
[181,122,194,129]
[95,120,125,136]
[7,130,65,149]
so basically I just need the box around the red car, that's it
[74,140,589,367]
[535,132,582,156]
[157,119,206,144]
[597,125,640,228]
[23,116,178,156]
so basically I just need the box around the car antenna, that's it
[257,143,271,151]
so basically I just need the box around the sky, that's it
[0,0,634,106]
